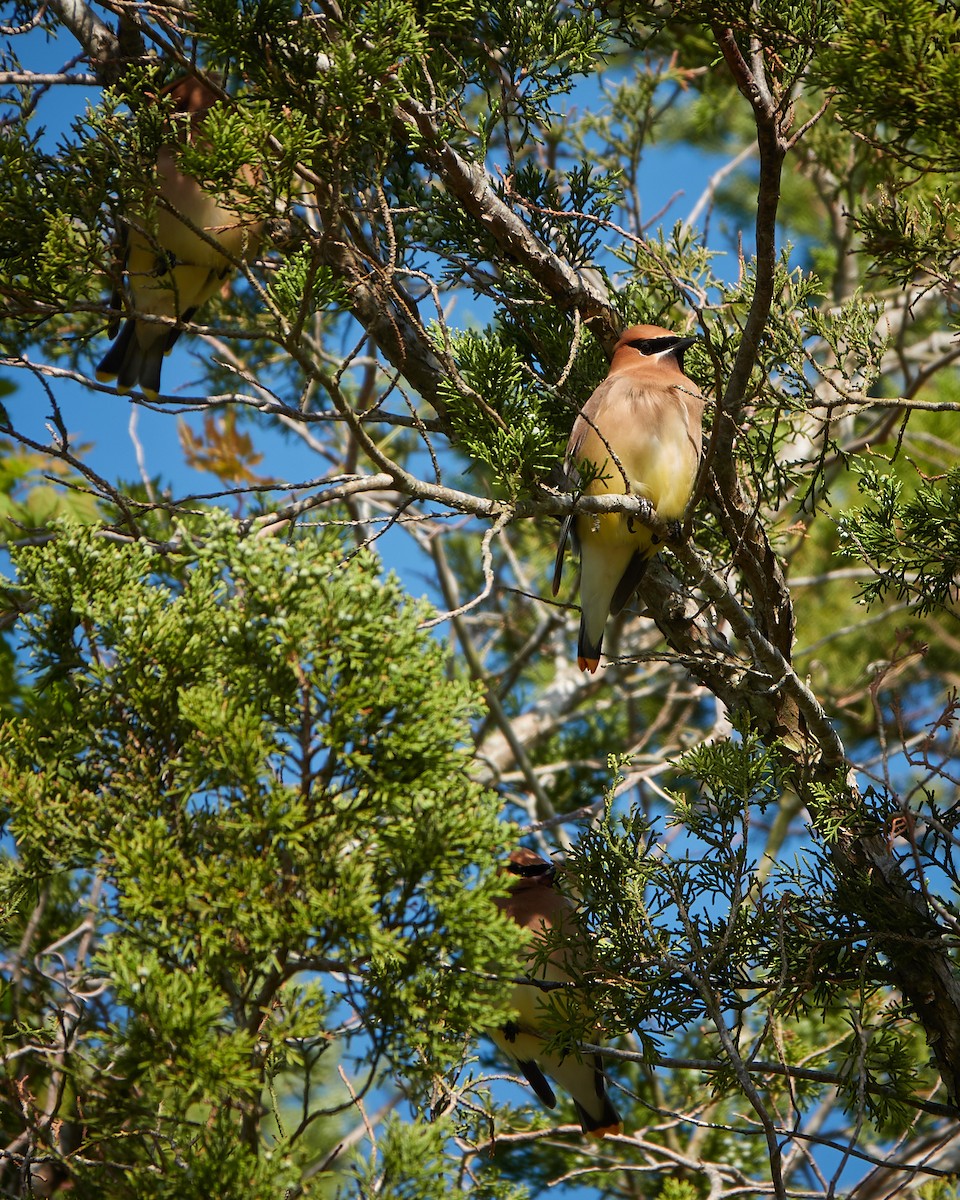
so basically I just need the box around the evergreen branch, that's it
[307,180,452,415]
[673,542,844,763]
[585,1045,958,1121]
[659,545,960,1108]
[394,95,621,350]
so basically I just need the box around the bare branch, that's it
[47,0,118,68]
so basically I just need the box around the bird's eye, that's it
[627,336,678,355]
[507,860,553,880]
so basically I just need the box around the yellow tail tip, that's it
[586,1123,622,1140]
[577,655,600,673]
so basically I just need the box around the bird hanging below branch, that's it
[553,324,705,673]
[490,847,622,1139]
[96,75,264,399]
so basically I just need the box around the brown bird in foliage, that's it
[97,75,263,398]
[491,848,622,1139]
[553,325,704,673]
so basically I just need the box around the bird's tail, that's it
[577,620,603,674]
[575,1092,622,1140]
[96,319,166,398]
[552,1050,623,1138]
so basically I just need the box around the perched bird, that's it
[97,76,263,398]
[553,324,704,673]
[491,848,622,1139]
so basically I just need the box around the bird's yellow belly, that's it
[580,426,696,550]
[585,437,695,507]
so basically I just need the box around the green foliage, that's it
[478,0,608,124]
[857,187,960,287]
[837,461,960,615]
[177,103,266,196]
[563,737,935,1144]
[835,1011,924,1130]
[919,1181,960,1200]
[511,162,619,268]
[350,1115,528,1199]
[0,115,108,311]
[438,327,569,497]
[267,246,348,328]
[656,1181,700,1200]
[0,516,524,1195]
[818,0,960,170]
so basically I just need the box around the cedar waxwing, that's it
[553,325,704,673]
[96,76,263,398]
[491,848,622,1139]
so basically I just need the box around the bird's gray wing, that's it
[551,394,605,595]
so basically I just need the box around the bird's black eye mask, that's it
[624,336,682,355]
[624,334,696,371]
[507,858,556,882]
